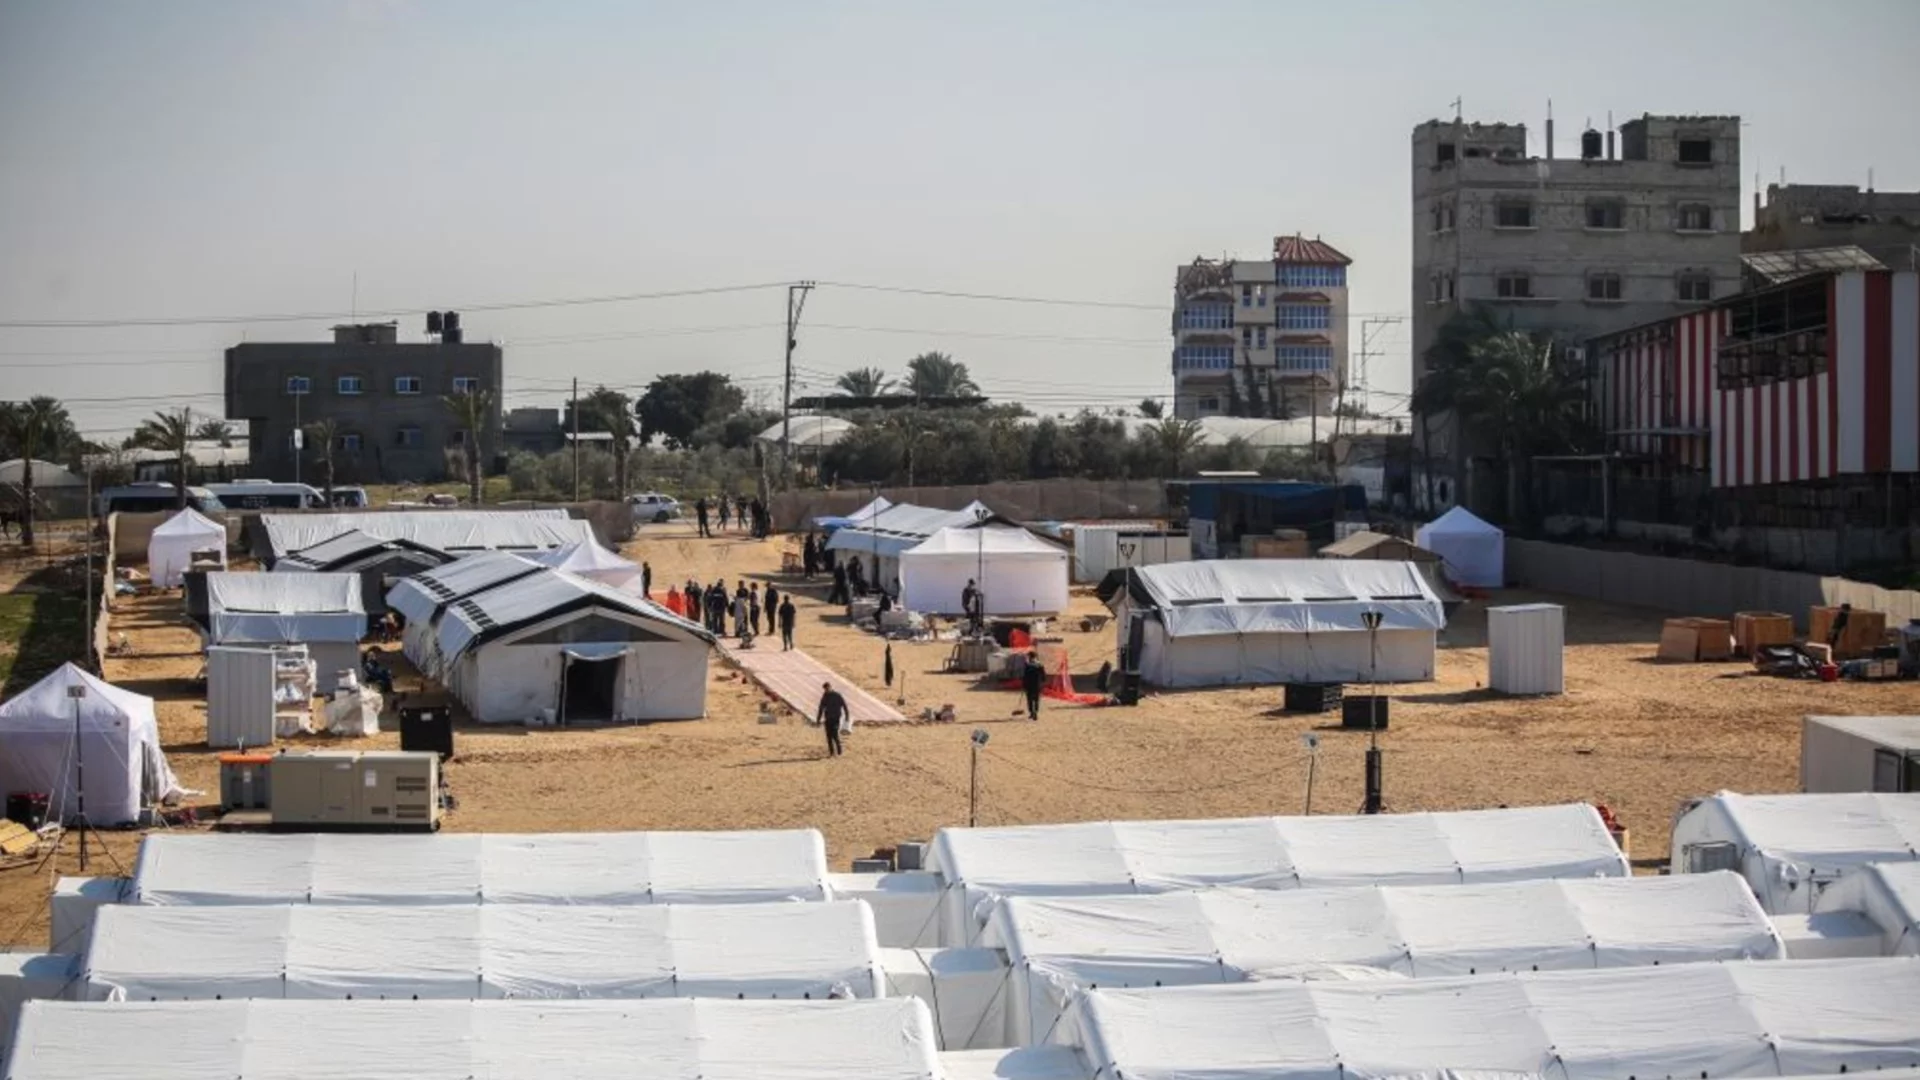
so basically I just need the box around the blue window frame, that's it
[1278,264,1347,289]
[1177,304,1231,330]
[1255,327,1268,349]
[1175,345,1234,370]
[1275,345,1333,372]
[1276,304,1332,331]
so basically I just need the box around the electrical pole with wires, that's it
[779,281,815,487]
[571,377,580,502]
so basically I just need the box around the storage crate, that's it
[1809,606,1887,660]
[1341,695,1390,731]
[1284,682,1343,714]
[1732,612,1795,657]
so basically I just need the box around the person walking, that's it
[816,681,847,756]
[779,595,797,651]
[1020,650,1045,721]
[665,584,683,618]
[828,562,849,605]
[763,584,781,636]
[961,578,981,635]
[748,583,762,634]
[732,585,751,640]
[694,497,711,538]
[641,561,652,599]
[802,533,818,579]
[717,497,731,533]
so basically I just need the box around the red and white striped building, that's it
[1592,270,1920,489]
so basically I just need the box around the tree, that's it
[1451,329,1589,522]
[193,419,236,446]
[1412,305,1507,509]
[441,389,493,505]
[578,386,637,496]
[835,367,893,398]
[0,396,73,545]
[132,408,195,508]
[1142,416,1205,477]
[901,352,979,399]
[634,372,744,450]
[1137,398,1164,419]
[303,419,339,506]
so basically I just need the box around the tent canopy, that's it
[435,566,708,668]
[900,525,1070,615]
[84,900,884,1001]
[825,500,998,559]
[261,511,593,560]
[386,551,547,626]
[532,540,643,587]
[0,663,180,825]
[129,830,831,906]
[1058,958,1920,1080]
[146,508,227,588]
[203,571,366,643]
[1415,505,1505,587]
[1111,559,1445,637]
[1700,792,1920,872]
[0,458,84,487]
[908,525,1065,558]
[7,998,941,1080]
[274,528,448,573]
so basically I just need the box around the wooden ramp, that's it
[719,645,908,724]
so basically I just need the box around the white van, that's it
[204,481,326,510]
[96,483,227,516]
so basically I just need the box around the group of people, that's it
[694,494,770,539]
[662,577,797,650]
[825,552,873,605]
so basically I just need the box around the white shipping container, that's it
[1071,526,1190,583]
[1487,603,1565,695]
[1801,716,1920,793]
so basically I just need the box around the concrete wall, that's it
[1505,537,1920,627]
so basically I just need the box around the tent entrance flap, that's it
[561,652,622,724]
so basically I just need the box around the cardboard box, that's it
[1657,617,1734,662]
[1809,606,1887,660]
[1732,612,1795,657]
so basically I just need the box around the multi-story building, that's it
[1410,113,1743,510]
[1746,183,1920,270]
[225,321,504,484]
[1171,234,1351,421]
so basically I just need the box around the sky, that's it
[2,0,1917,439]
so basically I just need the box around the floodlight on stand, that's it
[968,728,990,827]
[1360,609,1384,815]
[971,729,989,746]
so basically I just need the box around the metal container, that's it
[1488,603,1566,695]
[218,753,273,811]
[206,646,278,750]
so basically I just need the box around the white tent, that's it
[0,664,181,826]
[1670,791,1920,913]
[826,500,994,593]
[1813,861,1920,956]
[202,571,366,693]
[1414,505,1504,587]
[145,508,226,588]
[927,804,1628,946]
[273,528,448,576]
[432,567,712,724]
[900,526,1069,616]
[0,458,84,488]
[7,998,942,1080]
[1052,958,1920,1080]
[81,900,884,1001]
[984,872,1781,1047]
[128,830,832,906]
[1105,559,1445,687]
[387,551,548,676]
[260,510,593,561]
[532,540,643,590]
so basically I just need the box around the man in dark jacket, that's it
[763,584,781,636]
[1020,650,1045,721]
[779,596,797,651]
[694,497,711,538]
[816,681,847,756]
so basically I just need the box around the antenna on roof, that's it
[1449,97,1462,123]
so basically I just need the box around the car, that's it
[627,492,682,523]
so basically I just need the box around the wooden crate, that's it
[1657,617,1734,662]
[1809,606,1887,660]
[1732,612,1794,656]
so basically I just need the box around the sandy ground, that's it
[0,520,1914,947]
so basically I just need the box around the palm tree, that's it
[1412,305,1506,509]
[1147,416,1205,477]
[440,389,493,506]
[1137,398,1164,419]
[132,407,195,508]
[193,419,236,446]
[1452,330,1587,521]
[303,419,339,506]
[0,396,72,545]
[835,367,893,398]
[901,352,979,399]
[579,386,636,497]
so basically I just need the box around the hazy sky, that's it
[3,0,1917,437]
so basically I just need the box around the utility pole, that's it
[779,281,815,488]
[571,377,581,502]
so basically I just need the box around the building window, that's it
[1240,285,1253,308]
[1677,203,1713,232]
[1495,201,1534,228]
[1436,142,1456,165]
[1677,138,1712,165]
[394,376,422,395]
[1445,272,1457,301]
[1255,327,1268,349]
[1442,204,1455,230]
[286,376,310,395]
[1275,345,1332,372]
[1587,273,1623,301]
[337,433,362,452]
[452,376,481,394]
[1277,264,1345,289]
[1176,345,1233,370]
[1496,272,1533,299]
[394,426,422,447]
[1677,273,1714,302]
[1430,273,1445,302]
[447,429,469,448]
[1178,304,1231,330]
[1197,396,1221,413]
[336,376,364,395]
[1275,304,1332,331]
[1240,326,1253,347]
[1585,199,1624,230]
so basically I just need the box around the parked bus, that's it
[203,481,326,510]
[95,483,227,517]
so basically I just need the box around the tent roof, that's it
[906,525,1067,558]
[0,458,85,487]
[1419,504,1503,537]
[1814,861,1920,952]
[8,998,940,1080]
[385,551,547,625]
[85,900,883,1000]
[1704,792,1920,870]
[261,510,592,558]
[0,662,155,734]
[151,507,226,537]
[758,414,858,446]
[1061,957,1920,1080]
[276,528,446,572]
[129,830,831,906]
[1808,715,1920,751]
[206,572,363,616]
[436,566,710,664]
[1318,530,1439,561]
[932,804,1628,901]
[533,539,641,577]
[825,501,999,558]
[1113,558,1445,637]
[988,872,1780,982]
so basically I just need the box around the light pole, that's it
[973,505,990,634]
[969,729,989,826]
[66,681,89,871]
[1360,609,1383,815]
[1302,731,1320,815]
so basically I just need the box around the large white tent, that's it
[430,566,711,723]
[0,664,181,826]
[927,804,1627,946]
[901,526,1069,616]
[81,900,885,1001]
[7,997,943,1080]
[145,508,226,588]
[387,551,547,676]
[1414,505,1504,587]
[128,830,831,906]
[1671,791,1920,913]
[260,510,594,561]
[1813,861,1920,956]
[1105,559,1445,687]
[826,500,996,594]
[532,540,644,590]
[200,571,366,693]
[985,872,1780,1047]
[1052,958,1920,1080]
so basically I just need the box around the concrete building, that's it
[1746,183,1920,270]
[1171,235,1351,422]
[1410,113,1743,511]
[225,322,503,484]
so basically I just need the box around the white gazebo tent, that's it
[533,540,644,591]
[0,664,181,826]
[900,526,1070,616]
[145,508,226,588]
[1415,505,1505,588]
